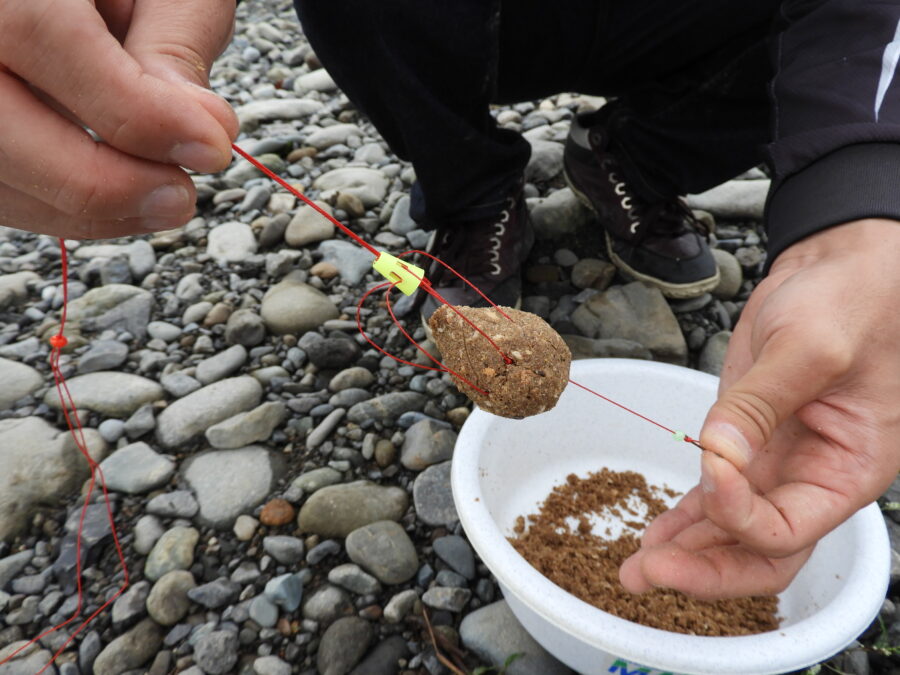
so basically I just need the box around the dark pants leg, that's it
[570,2,779,201]
[295,1,779,221]
[295,1,531,225]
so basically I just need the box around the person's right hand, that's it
[620,218,900,600]
[0,0,239,239]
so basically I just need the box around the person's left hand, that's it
[620,218,900,600]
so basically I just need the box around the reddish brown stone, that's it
[310,261,340,280]
[358,605,383,621]
[259,498,296,527]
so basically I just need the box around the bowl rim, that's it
[451,358,890,675]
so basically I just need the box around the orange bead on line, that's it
[49,334,68,349]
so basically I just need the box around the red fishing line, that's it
[566,379,703,447]
[231,143,379,257]
[0,241,130,675]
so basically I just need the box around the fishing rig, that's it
[0,143,703,674]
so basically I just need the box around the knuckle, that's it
[155,42,210,82]
[754,538,797,559]
[724,390,780,440]
[0,3,44,54]
[807,339,853,379]
[82,70,147,150]
[97,110,133,149]
[50,146,136,219]
[2,3,73,81]
[51,169,104,217]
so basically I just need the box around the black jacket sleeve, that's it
[765,0,900,265]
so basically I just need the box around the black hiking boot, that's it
[404,186,534,331]
[563,113,718,298]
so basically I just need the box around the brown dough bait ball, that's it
[428,305,571,419]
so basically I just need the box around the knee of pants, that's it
[295,0,406,38]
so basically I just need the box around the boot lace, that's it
[429,196,515,283]
[603,158,706,243]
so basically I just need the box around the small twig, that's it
[438,633,471,672]
[422,607,468,675]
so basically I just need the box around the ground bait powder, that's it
[509,468,780,636]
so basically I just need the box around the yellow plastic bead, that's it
[372,252,425,295]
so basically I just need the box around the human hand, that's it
[0,0,238,239]
[620,218,900,599]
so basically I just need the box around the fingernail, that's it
[700,452,717,493]
[703,421,752,467]
[169,141,226,172]
[139,184,191,218]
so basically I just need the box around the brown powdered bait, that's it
[510,469,780,636]
[428,305,571,419]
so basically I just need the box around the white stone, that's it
[207,222,258,264]
[236,99,324,131]
[293,69,337,94]
[284,201,335,247]
[43,372,163,417]
[312,168,389,208]
[155,376,263,448]
[267,193,296,214]
[0,417,106,541]
[304,124,362,150]
[528,188,593,239]
[205,401,286,449]
[183,447,280,528]
[98,442,176,494]
[686,179,770,221]
[66,284,153,337]
[0,271,38,307]
[233,515,259,541]
[260,275,339,335]
[317,240,375,285]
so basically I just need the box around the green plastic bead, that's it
[672,430,686,442]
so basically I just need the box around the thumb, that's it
[700,330,848,468]
[124,0,239,141]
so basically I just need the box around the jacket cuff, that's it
[765,143,900,269]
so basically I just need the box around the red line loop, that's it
[354,281,491,397]
[0,241,130,675]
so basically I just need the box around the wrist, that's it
[770,218,900,276]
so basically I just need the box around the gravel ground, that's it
[1,1,898,674]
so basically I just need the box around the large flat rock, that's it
[43,372,163,417]
[0,417,106,542]
[155,376,262,448]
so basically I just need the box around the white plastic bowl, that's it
[452,359,890,675]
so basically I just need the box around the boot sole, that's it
[564,169,720,299]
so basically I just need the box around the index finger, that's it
[639,486,705,549]
[699,450,862,558]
